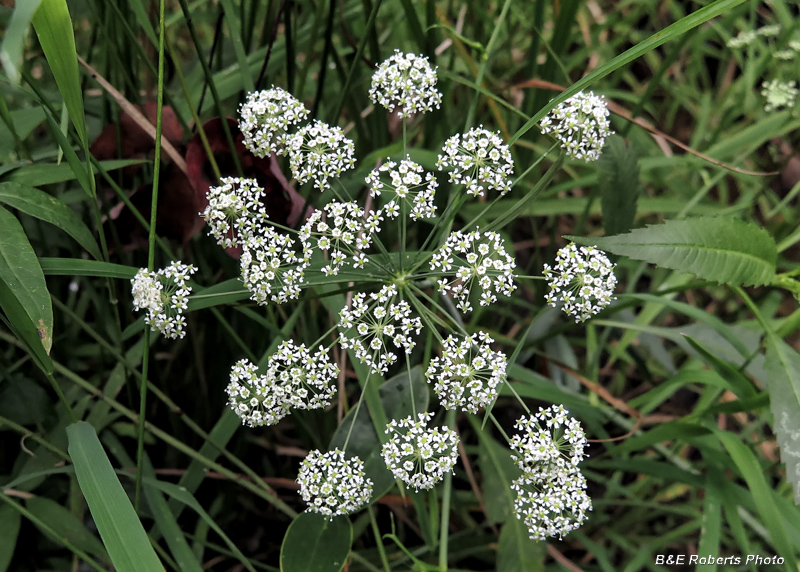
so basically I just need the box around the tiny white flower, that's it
[436,127,514,196]
[429,229,516,313]
[287,120,356,191]
[297,449,373,517]
[542,243,616,322]
[425,332,507,413]
[382,412,459,491]
[225,358,291,427]
[761,79,798,112]
[240,223,311,305]
[200,177,267,248]
[370,50,442,117]
[366,157,438,220]
[539,91,613,162]
[131,261,197,339]
[239,87,309,157]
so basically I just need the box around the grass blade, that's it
[66,421,167,572]
[0,0,44,85]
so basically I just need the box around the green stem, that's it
[136,0,167,513]
[438,409,456,571]
[368,505,392,572]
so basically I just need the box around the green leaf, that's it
[66,421,166,572]
[714,429,797,570]
[0,107,46,158]
[0,183,101,259]
[566,217,777,287]
[0,0,43,85]
[496,518,546,572]
[26,496,109,562]
[5,159,142,187]
[328,367,429,499]
[0,205,53,354]
[31,0,85,144]
[478,433,521,524]
[509,0,748,145]
[280,512,352,572]
[598,135,640,235]
[218,0,254,93]
[765,336,800,504]
[39,258,136,279]
[0,504,21,572]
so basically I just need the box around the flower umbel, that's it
[370,50,442,117]
[338,284,422,375]
[240,224,311,305]
[425,332,507,413]
[429,229,517,313]
[288,120,356,191]
[131,261,196,339]
[510,405,588,475]
[201,177,266,248]
[382,412,459,491]
[366,157,438,220]
[542,243,616,322]
[297,449,373,517]
[539,91,613,162]
[761,79,798,112]
[239,87,309,157]
[225,358,290,427]
[437,127,514,196]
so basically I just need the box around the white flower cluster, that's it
[425,332,507,413]
[542,243,616,322]
[299,202,381,276]
[437,127,514,196]
[509,405,592,541]
[726,30,758,48]
[762,79,798,112]
[539,91,613,162]
[131,261,196,339]
[381,412,459,491]
[226,341,339,427]
[366,157,438,220]
[200,177,266,248]
[239,87,309,157]
[429,229,516,312]
[288,120,356,191]
[297,449,373,517]
[370,50,442,117]
[338,285,422,375]
[240,224,311,305]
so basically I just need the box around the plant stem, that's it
[369,505,392,572]
[438,409,456,571]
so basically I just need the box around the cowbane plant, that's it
[131,51,619,535]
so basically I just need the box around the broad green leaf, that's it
[280,512,352,572]
[0,0,43,85]
[0,183,101,259]
[328,367,429,499]
[26,496,109,562]
[31,0,86,143]
[598,135,640,235]
[765,336,800,504]
[478,432,521,524]
[567,217,777,287]
[0,107,46,158]
[66,421,166,572]
[714,430,797,570]
[40,258,136,279]
[509,0,748,145]
[0,504,20,572]
[496,517,546,572]
[0,205,52,353]
[5,159,142,187]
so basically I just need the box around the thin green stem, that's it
[342,359,376,451]
[438,408,456,571]
[368,505,392,572]
[135,0,166,513]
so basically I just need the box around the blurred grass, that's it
[1,0,800,570]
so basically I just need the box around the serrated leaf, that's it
[765,337,800,504]
[328,367,429,499]
[598,135,640,235]
[0,205,52,354]
[496,517,546,572]
[280,512,352,572]
[66,421,166,572]
[567,217,777,286]
[0,183,101,259]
